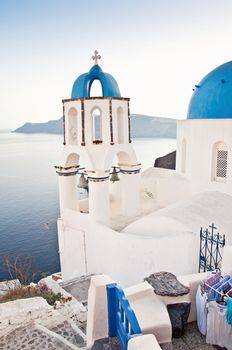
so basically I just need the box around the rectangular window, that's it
[216,150,228,178]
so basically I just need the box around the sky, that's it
[1,0,232,129]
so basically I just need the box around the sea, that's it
[0,131,176,281]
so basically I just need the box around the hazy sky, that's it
[1,0,232,129]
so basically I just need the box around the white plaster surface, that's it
[0,297,54,336]
[176,119,232,197]
[221,245,232,276]
[123,191,232,238]
[141,167,191,207]
[124,282,172,344]
[128,334,162,350]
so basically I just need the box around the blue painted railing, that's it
[107,283,142,350]
[199,223,225,272]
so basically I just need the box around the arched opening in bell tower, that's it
[117,107,124,144]
[90,79,103,97]
[68,107,78,145]
[91,107,103,144]
[106,150,140,227]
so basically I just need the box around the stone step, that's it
[91,337,121,350]
[49,319,87,348]
[60,275,92,305]
[0,323,82,350]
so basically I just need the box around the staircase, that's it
[0,320,87,350]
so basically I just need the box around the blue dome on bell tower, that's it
[188,61,232,119]
[71,51,121,99]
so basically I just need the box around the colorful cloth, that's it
[226,298,232,326]
[201,271,221,293]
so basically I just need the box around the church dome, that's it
[187,61,232,119]
[71,63,121,99]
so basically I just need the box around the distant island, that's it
[14,114,177,138]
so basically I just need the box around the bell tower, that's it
[56,52,141,225]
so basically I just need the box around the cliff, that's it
[14,114,177,138]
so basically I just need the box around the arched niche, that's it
[117,107,124,144]
[68,107,78,145]
[181,138,187,173]
[65,153,80,167]
[104,147,138,170]
[91,107,103,144]
[212,141,228,182]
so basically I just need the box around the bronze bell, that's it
[110,167,120,182]
[78,173,89,190]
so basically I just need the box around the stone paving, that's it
[92,337,121,350]
[92,322,225,350]
[50,320,86,348]
[60,276,91,305]
[171,322,219,350]
[0,324,76,350]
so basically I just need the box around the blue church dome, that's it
[188,61,232,119]
[71,64,121,99]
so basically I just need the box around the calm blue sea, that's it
[0,131,176,281]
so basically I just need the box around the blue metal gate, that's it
[199,223,225,272]
[107,283,142,350]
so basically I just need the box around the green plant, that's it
[0,284,63,306]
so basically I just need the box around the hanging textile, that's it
[227,298,232,326]
[206,301,232,349]
[196,285,208,335]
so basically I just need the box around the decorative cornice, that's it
[120,169,140,175]
[88,176,109,182]
[118,163,141,168]
[62,97,130,103]
[54,165,79,171]
[55,170,79,177]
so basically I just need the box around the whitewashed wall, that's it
[176,119,232,195]
[58,209,197,285]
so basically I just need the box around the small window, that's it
[181,138,186,173]
[213,142,228,182]
[216,149,228,179]
[92,107,102,144]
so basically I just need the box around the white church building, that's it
[56,53,232,287]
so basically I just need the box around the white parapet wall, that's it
[87,274,115,347]
[58,208,198,285]
[58,191,232,285]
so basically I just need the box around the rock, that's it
[0,279,21,296]
[167,303,191,338]
[154,150,176,169]
[145,271,190,296]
